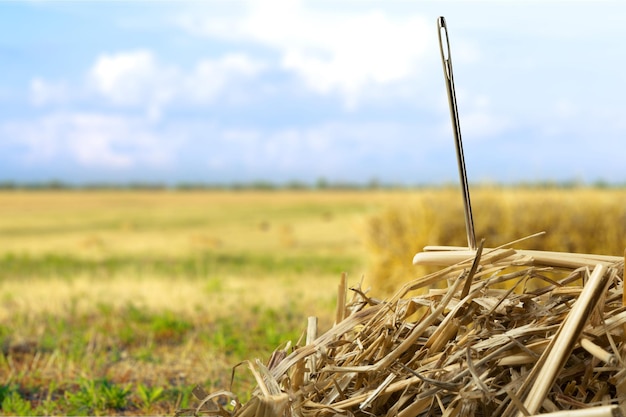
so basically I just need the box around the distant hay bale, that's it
[179,241,626,417]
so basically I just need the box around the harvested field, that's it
[2,188,626,415]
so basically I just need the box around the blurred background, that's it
[3,2,626,415]
[2,1,626,187]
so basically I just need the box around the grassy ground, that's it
[0,190,403,415]
[2,187,625,415]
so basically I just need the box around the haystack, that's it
[178,236,626,417]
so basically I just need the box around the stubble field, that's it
[1,187,625,415]
[0,190,394,415]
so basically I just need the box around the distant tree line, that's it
[0,178,622,191]
[0,179,388,191]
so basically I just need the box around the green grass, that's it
[1,300,314,415]
[0,251,360,280]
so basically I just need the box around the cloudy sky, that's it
[1,1,625,186]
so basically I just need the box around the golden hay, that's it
[180,240,626,417]
[364,188,626,294]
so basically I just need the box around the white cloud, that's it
[30,78,70,106]
[206,121,444,181]
[2,112,172,169]
[188,54,266,103]
[554,99,578,119]
[81,50,265,119]
[460,95,511,141]
[176,2,434,107]
[436,90,512,144]
[30,50,239,120]
[89,50,170,107]
[460,111,510,142]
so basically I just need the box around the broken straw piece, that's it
[414,246,620,268]
[526,405,623,417]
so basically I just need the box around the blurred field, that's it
[0,189,401,415]
[1,187,625,415]
[0,190,383,316]
[365,187,626,293]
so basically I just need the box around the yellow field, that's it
[3,187,625,319]
[0,190,399,318]
[0,189,418,415]
[365,187,626,292]
[1,187,625,415]
[0,190,377,257]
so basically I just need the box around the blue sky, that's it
[1,1,626,185]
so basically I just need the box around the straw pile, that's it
[180,239,626,417]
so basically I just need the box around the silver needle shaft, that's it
[437,16,477,251]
